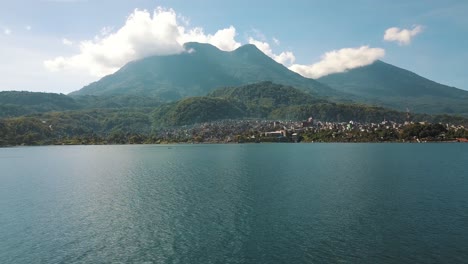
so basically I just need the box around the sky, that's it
[1,0,467,94]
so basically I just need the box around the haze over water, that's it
[1,144,468,263]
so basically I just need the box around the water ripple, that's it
[1,144,468,263]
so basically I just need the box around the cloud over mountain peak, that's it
[289,46,385,79]
[44,8,241,77]
[44,7,386,80]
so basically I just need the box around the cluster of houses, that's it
[153,117,467,143]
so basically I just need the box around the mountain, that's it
[71,42,468,115]
[71,42,341,100]
[318,60,468,115]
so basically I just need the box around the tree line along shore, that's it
[1,118,467,146]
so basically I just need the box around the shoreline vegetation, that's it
[1,119,467,147]
[1,82,468,147]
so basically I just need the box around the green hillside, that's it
[209,81,320,104]
[0,91,79,118]
[73,95,162,109]
[0,91,162,118]
[152,82,468,126]
[70,43,468,116]
[0,108,153,146]
[318,60,468,115]
[72,42,340,100]
[208,81,324,117]
[2,82,468,146]
[152,97,246,126]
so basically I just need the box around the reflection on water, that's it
[1,144,468,263]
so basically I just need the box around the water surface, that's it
[1,144,467,263]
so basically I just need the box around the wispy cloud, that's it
[4,28,11,35]
[384,25,423,46]
[26,25,32,31]
[248,37,295,65]
[62,38,73,46]
[419,3,468,27]
[99,26,113,36]
[289,46,385,79]
[272,37,280,45]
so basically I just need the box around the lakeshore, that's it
[2,118,467,146]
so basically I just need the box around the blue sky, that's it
[1,0,467,93]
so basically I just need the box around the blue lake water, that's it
[1,143,468,263]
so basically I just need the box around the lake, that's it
[1,144,468,263]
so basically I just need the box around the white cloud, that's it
[62,38,73,46]
[44,8,241,77]
[289,46,385,79]
[248,37,295,65]
[178,25,241,52]
[4,28,11,35]
[43,7,387,82]
[99,26,113,36]
[272,37,280,45]
[384,25,423,45]
[26,25,32,31]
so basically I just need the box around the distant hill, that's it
[152,97,246,126]
[0,91,79,118]
[152,82,462,126]
[71,42,341,100]
[318,60,468,115]
[208,81,323,118]
[153,82,320,126]
[0,91,162,118]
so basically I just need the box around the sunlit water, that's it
[1,144,468,263]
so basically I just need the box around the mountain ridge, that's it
[70,42,343,100]
[69,42,468,115]
[318,60,468,114]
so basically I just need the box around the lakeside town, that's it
[3,116,468,146]
[147,118,468,144]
